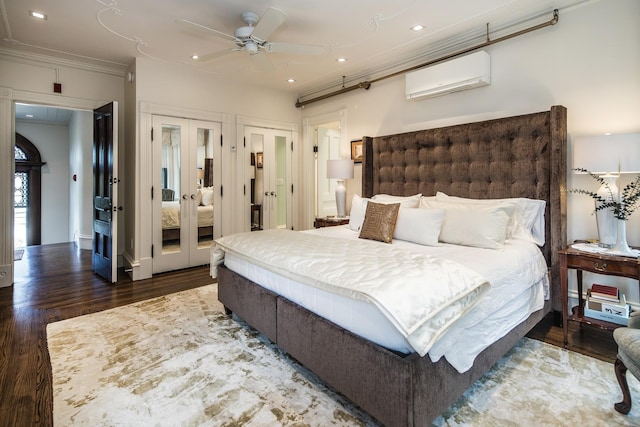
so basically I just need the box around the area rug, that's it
[14,249,24,260]
[48,285,640,426]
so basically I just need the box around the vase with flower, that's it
[569,168,640,256]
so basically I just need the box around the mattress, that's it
[219,226,548,373]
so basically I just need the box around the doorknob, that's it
[190,194,196,200]
[182,194,188,200]
[264,191,269,196]
[270,191,276,197]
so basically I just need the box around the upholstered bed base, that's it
[219,265,549,426]
[217,106,566,425]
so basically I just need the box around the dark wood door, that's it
[92,102,118,283]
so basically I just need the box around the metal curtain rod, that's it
[295,9,559,108]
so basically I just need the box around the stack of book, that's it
[584,283,630,326]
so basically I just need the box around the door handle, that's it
[190,194,196,200]
[270,191,276,197]
[182,194,188,200]
[264,192,269,196]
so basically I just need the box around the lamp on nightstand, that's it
[327,159,354,218]
[573,133,640,248]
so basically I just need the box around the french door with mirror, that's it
[246,126,292,231]
[152,116,221,273]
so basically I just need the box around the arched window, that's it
[15,133,46,246]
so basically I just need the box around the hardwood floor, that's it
[0,243,619,426]
[1,243,213,427]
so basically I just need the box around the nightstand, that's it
[314,217,349,228]
[560,246,640,348]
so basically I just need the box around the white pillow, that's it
[348,194,370,231]
[422,199,514,249]
[393,207,445,246]
[435,192,545,245]
[372,193,422,207]
[349,193,423,231]
[201,187,215,206]
[196,189,203,206]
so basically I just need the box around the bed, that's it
[162,191,214,242]
[212,106,567,426]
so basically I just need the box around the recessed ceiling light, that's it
[287,78,296,83]
[191,55,200,60]
[29,10,47,20]
[336,58,347,63]
[411,24,424,32]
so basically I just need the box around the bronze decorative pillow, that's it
[359,202,400,243]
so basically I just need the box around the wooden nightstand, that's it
[314,217,349,228]
[559,246,640,348]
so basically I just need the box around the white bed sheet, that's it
[219,225,548,373]
[162,202,214,229]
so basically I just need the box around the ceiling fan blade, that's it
[176,19,237,43]
[193,49,235,63]
[265,42,323,56]
[251,8,286,42]
[250,52,275,72]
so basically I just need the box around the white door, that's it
[152,116,222,273]
[316,125,341,218]
[246,126,292,230]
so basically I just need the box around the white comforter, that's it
[212,229,490,356]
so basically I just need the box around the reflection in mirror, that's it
[161,124,182,253]
[196,127,215,248]
[315,121,341,218]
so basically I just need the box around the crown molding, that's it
[0,47,128,77]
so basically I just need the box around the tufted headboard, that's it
[362,105,567,311]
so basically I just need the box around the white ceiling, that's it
[1,0,592,101]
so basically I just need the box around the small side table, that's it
[314,217,349,228]
[560,246,640,348]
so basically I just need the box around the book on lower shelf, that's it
[590,283,620,302]
[585,289,630,326]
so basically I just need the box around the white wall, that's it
[68,110,93,249]
[300,0,640,305]
[15,122,70,244]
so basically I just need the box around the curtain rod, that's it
[295,9,559,109]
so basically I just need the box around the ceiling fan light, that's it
[246,41,258,55]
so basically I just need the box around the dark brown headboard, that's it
[362,105,567,311]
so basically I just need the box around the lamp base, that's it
[335,180,347,218]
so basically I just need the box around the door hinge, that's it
[220,134,223,147]
[291,184,294,194]
[291,141,294,151]
[220,185,223,197]
[313,145,318,153]
[151,244,154,258]
[151,186,154,200]
[151,127,154,142]
[243,184,246,195]
[243,136,246,147]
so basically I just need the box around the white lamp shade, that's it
[326,159,354,179]
[573,133,640,174]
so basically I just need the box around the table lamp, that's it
[327,159,354,218]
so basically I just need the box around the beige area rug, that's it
[48,285,640,427]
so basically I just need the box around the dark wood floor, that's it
[0,243,619,426]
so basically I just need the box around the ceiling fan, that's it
[177,7,324,69]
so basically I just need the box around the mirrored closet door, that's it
[245,126,292,231]
[152,115,222,273]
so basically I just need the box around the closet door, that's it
[246,126,292,230]
[152,116,221,273]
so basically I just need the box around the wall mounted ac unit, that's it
[405,51,490,100]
